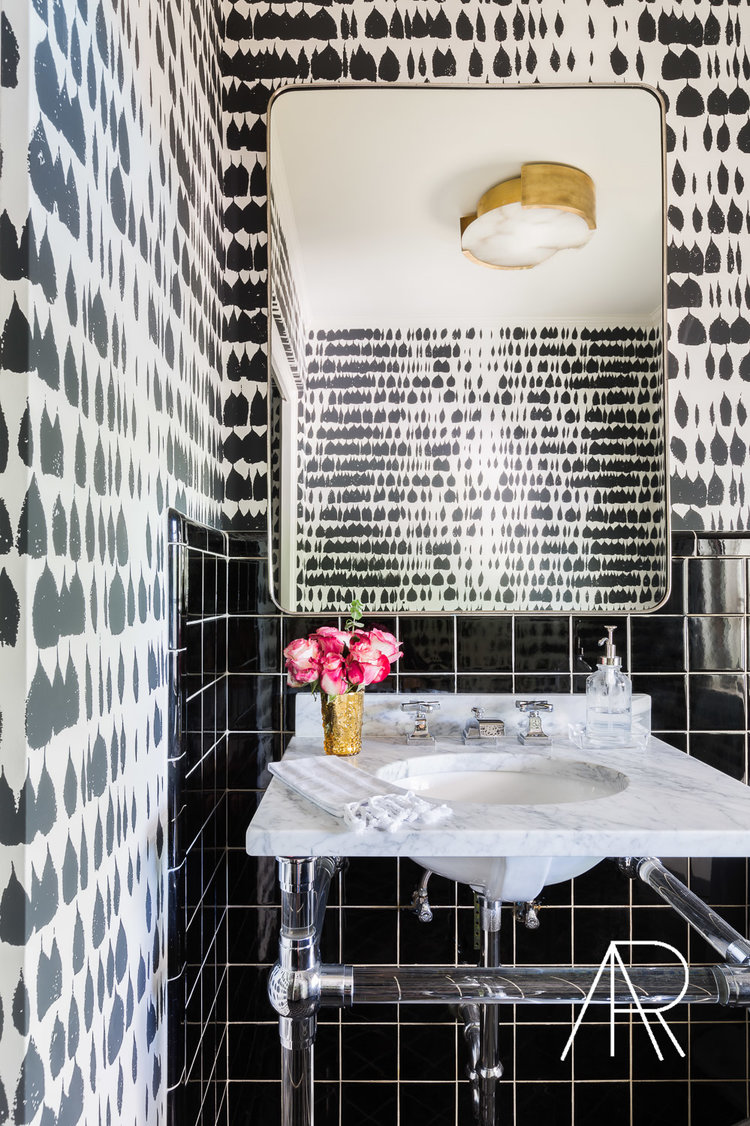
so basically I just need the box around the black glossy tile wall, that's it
[168,513,230,1126]
[196,527,750,1125]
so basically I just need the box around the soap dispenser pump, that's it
[585,625,632,743]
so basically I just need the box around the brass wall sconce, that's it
[460,162,596,270]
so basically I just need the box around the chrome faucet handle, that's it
[401,700,439,742]
[515,700,553,745]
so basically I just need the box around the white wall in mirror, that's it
[270,85,663,327]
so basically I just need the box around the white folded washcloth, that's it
[342,791,452,834]
[268,756,452,833]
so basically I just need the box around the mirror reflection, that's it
[268,85,668,614]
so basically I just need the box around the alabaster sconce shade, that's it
[460,162,596,270]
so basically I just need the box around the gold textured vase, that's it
[321,692,364,757]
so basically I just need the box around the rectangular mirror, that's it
[268,84,668,614]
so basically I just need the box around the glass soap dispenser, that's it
[585,625,632,743]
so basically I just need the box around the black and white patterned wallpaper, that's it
[0,0,223,1122]
[221,0,750,537]
[295,323,666,611]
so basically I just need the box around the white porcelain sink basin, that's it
[375,751,629,902]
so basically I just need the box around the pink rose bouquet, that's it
[283,600,402,702]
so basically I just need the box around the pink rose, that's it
[347,638,391,685]
[319,653,348,696]
[313,626,352,656]
[366,628,402,664]
[284,636,321,687]
[345,657,366,686]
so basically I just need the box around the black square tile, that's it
[341,908,397,964]
[343,858,398,907]
[399,674,455,694]
[456,617,512,671]
[399,860,456,909]
[228,531,267,559]
[572,907,629,965]
[514,1022,572,1082]
[690,732,745,780]
[400,1081,456,1125]
[341,1082,397,1126]
[671,530,696,557]
[313,1085,339,1123]
[186,553,204,617]
[573,861,630,907]
[690,1019,747,1081]
[631,616,685,673]
[457,674,514,693]
[514,1080,570,1123]
[689,673,746,730]
[227,852,279,908]
[314,1024,341,1081]
[341,1023,397,1081]
[228,616,281,672]
[689,856,748,905]
[514,673,572,695]
[228,1080,280,1124]
[568,1020,631,1081]
[399,616,455,672]
[629,905,689,963]
[688,557,746,615]
[399,907,456,965]
[226,732,282,790]
[631,1019,688,1081]
[689,1081,748,1123]
[185,523,207,550]
[654,558,685,615]
[227,965,274,1024]
[657,731,687,752]
[630,674,687,730]
[184,622,203,677]
[573,617,628,673]
[227,906,280,964]
[514,907,571,965]
[632,1081,688,1123]
[228,559,276,614]
[688,616,743,671]
[226,675,279,730]
[515,616,570,672]
[573,1080,630,1124]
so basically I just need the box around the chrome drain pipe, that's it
[621,856,750,965]
[317,963,750,1007]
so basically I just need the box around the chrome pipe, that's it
[628,857,750,965]
[275,857,340,1126]
[478,898,503,1126]
[313,856,341,945]
[319,964,727,1007]
[280,1016,314,1126]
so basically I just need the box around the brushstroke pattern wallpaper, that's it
[294,323,666,611]
[221,0,750,537]
[0,0,224,1121]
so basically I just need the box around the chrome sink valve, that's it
[515,900,542,930]
[515,700,553,746]
[401,700,439,745]
[464,707,505,743]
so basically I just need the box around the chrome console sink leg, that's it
[269,856,341,1126]
[478,897,504,1125]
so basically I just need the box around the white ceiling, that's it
[270,85,664,328]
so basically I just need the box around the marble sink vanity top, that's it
[245,731,750,860]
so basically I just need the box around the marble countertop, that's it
[245,733,750,859]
